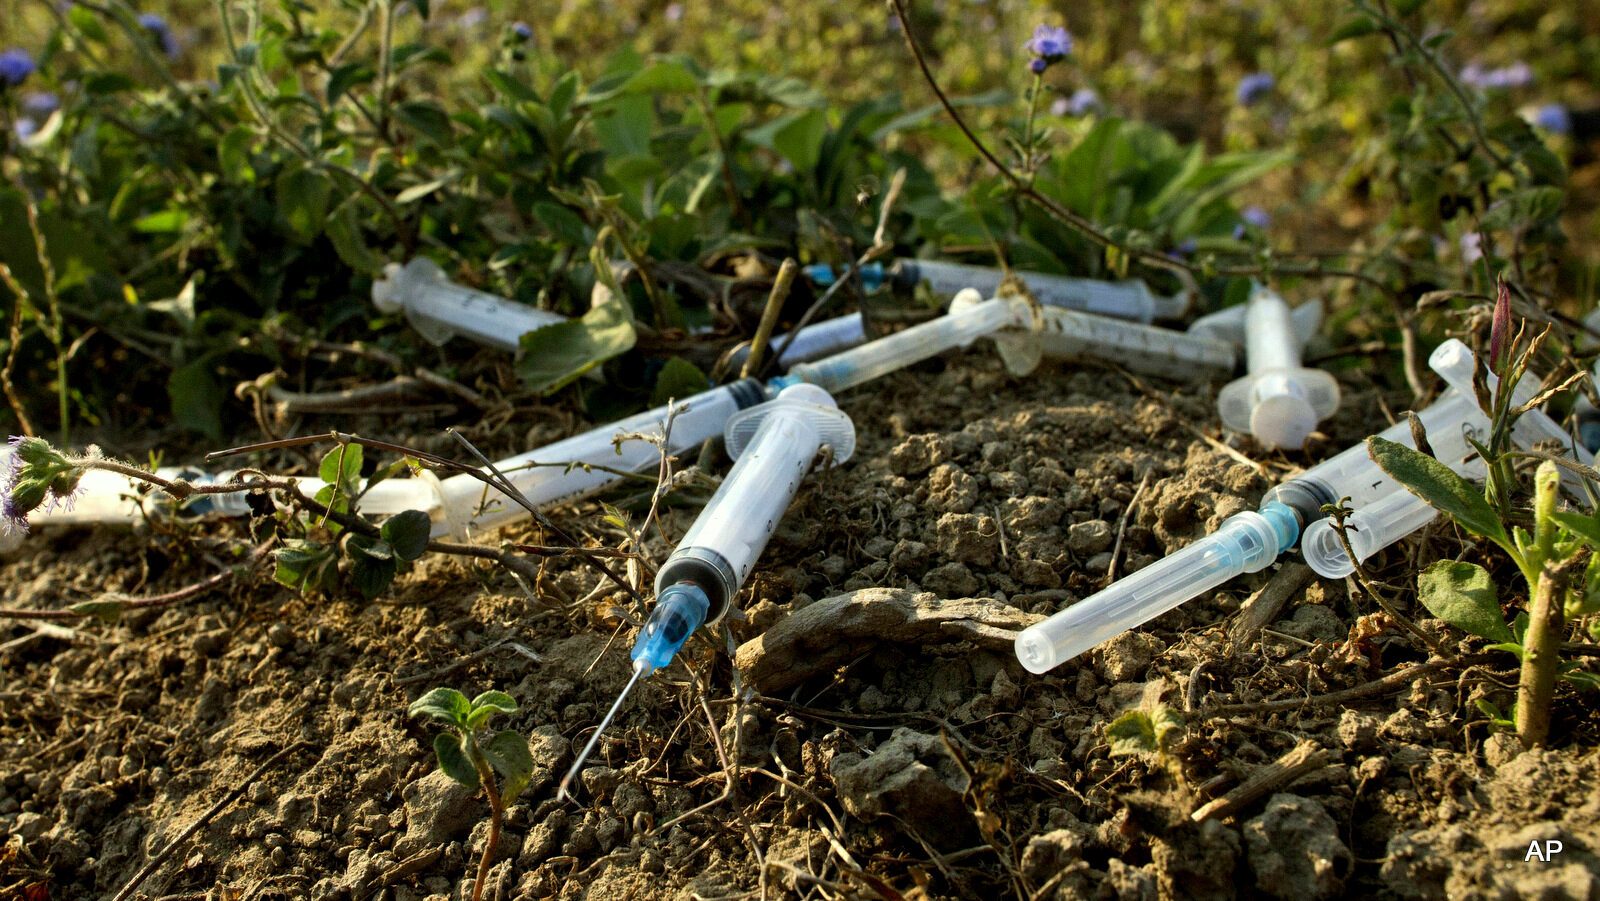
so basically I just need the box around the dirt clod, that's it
[1242,793,1351,900]
[831,728,973,849]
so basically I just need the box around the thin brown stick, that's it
[1103,470,1151,587]
[742,259,799,379]
[0,262,37,436]
[1203,654,1495,718]
[110,741,311,901]
[1190,741,1331,822]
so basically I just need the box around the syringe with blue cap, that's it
[803,259,1191,323]
[1300,338,1594,578]
[1013,336,1592,673]
[557,382,855,799]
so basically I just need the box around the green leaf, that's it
[1416,561,1512,642]
[481,730,534,802]
[133,209,189,233]
[1560,667,1600,691]
[471,690,518,714]
[325,201,385,275]
[83,72,137,95]
[276,165,332,244]
[408,0,430,19]
[515,300,637,395]
[67,599,124,624]
[1105,706,1184,757]
[326,62,374,106]
[533,202,590,245]
[395,99,455,148]
[348,543,398,598]
[1327,16,1377,44]
[409,687,471,726]
[395,171,461,204]
[650,357,709,406]
[432,732,479,791]
[319,443,364,488]
[381,510,432,561]
[349,534,395,561]
[1551,512,1600,551]
[1368,437,1509,547]
[68,5,109,42]
[219,126,256,181]
[168,360,224,439]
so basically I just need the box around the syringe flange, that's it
[724,382,857,464]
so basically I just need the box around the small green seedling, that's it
[1369,312,1600,748]
[408,688,534,901]
[1107,705,1185,786]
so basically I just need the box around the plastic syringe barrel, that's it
[371,258,566,352]
[782,296,1023,394]
[653,383,855,624]
[1014,505,1298,674]
[723,313,869,372]
[1033,307,1238,379]
[1302,488,1450,579]
[803,260,1187,321]
[437,379,768,535]
[1429,339,1596,497]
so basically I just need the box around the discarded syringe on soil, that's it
[1014,337,1589,674]
[803,258,1191,323]
[371,257,567,352]
[1298,338,1596,578]
[557,383,856,799]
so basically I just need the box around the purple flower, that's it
[14,117,37,140]
[1026,24,1072,60]
[1234,205,1271,239]
[510,21,533,40]
[665,3,684,22]
[21,91,58,117]
[137,13,181,59]
[1166,238,1198,261]
[1067,87,1101,116]
[0,49,35,87]
[1029,57,1048,75]
[1050,96,1070,116]
[1461,62,1532,91]
[2,437,29,535]
[1534,103,1571,134]
[1236,72,1275,106]
[1460,231,1484,264]
[1489,274,1511,371]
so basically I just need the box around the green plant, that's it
[1106,704,1185,786]
[407,687,533,901]
[1368,321,1600,748]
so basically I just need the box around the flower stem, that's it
[1022,72,1042,184]
[1517,559,1569,748]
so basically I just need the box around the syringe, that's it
[1301,338,1594,578]
[0,456,447,553]
[1012,339,1535,674]
[802,259,1190,323]
[723,312,869,372]
[557,383,855,798]
[371,257,567,352]
[1215,285,1340,450]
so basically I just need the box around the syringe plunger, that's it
[1217,287,1339,450]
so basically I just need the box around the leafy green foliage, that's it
[1369,437,1511,549]
[1417,561,1512,643]
[407,686,535,807]
[1106,706,1183,758]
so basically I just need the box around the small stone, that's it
[1336,709,1381,751]
[579,767,621,800]
[1381,708,1431,743]
[12,812,46,842]
[392,770,479,859]
[831,729,974,849]
[890,540,932,573]
[921,562,980,597]
[597,817,626,852]
[1067,520,1114,556]
[1020,829,1094,896]
[889,434,952,476]
[935,513,1000,567]
[1096,632,1165,682]
[1242,794,1351,900]
[267,622,295,649]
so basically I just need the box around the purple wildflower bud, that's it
[1067,87,1101,116]
[1029,57,1048,75]
[137,13,181,59]
[0,49,35,87]
[1236,72,1275,106]
[2,437,29,536]
[1025,24,1072,61]
[510,21,533,40]
[21,91,58,117]
[1534,103,1571,134]
[14,117,37,140]
[1488,274,1511,372]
